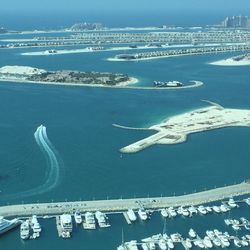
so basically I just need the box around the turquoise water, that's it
[0,30,250,249]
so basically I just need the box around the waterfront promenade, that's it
[1,181,250,217]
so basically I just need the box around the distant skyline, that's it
[1,0,250,12]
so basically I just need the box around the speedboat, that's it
[203,236,213,248]
[0,216,21,235]
[227,198,238,208]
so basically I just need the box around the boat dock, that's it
[1,181,250,217]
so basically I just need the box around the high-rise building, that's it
[222,16,249,28]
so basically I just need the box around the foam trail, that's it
[0,125,62,201]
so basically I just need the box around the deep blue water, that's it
[1,15,250,249]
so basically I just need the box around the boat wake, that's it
[0,125,63,201]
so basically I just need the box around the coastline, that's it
[0,77,203,90]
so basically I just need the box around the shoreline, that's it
[0,77,203,90]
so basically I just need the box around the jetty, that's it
[0,181,250,217]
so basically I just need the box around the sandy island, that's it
[115,101,250,153]
[0,66,204,90]
[0,65,139,88]
[210,54,250,66]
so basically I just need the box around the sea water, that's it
[0,14,250,250]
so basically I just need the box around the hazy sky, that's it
[2,0,250,11]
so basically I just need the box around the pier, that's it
[1,181,250,217]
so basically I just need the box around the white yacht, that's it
[167,207,177,217]
[227,198,238,208]
[197,205,207,215]
[83,212,96,229]
[126,240,139,250]
[60,214,73,232]
[20,220,30,240]
[141,243,149,250]
[0,216,21,235]
[188,206,198,216]
[220,204,230,212]
[188,228,197,238]
[160,209,168,218]
[95,211,110,228]
[74,211,82,224]
[158,238,167,250]
[31,215,42,233]
[127,209,137,222]
[181,207,190,217]
[212,205,221,213]
[212,237,221,247]
[138,208,148,221]
[244,197,250,206]
[203,236,213,248]
[185,238,192,249]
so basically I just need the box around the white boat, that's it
[233,238,242,248]
[197,205,207,215]
[20,220,30,240]
[188,228,197,238]
[170,233,182,242]
[83,212,96,229]
[167,207,177,217]
[117,245,126,250]
[31,215,42,234]
[224,219,232,226]
[127,209,137,222]
[220,236,230,247]
[182,208,190,217]
[188,206,198,216]
[203,236,213,248]
[60,214,73,233]
[244,197,250,206]
[205,206,213,213]
[212,237,221,247]
[232,224,241,231]
[0,216,21,235]
[241,238,249,247]
[160,209,168,218]
[158,239,167,250]
[95,211,110,228]
[220,204,230,212]
[148,242,156,250]
[166,238,175,249]
[126,240,139,250]
[138,208,148,220]
[206,230,215,239]
[74,211,82,224]
[194,239,205,248]
[185,238,192,249]
[141,243,149,250]
[212,205,221,213]
[228,198,238,208]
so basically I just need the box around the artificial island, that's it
[210,53,250,66]
[0,66,203,90]
[115,101,250,153]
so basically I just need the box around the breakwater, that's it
[1,181,250,217]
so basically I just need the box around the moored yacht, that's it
[138,208,148,221]
[74,211,82,224]
[60,214,73,233]
[20,220,30,240]
[83,212,96,229]
[95,211,110,228]
[0,216,21,235]
[127,209,137,222]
